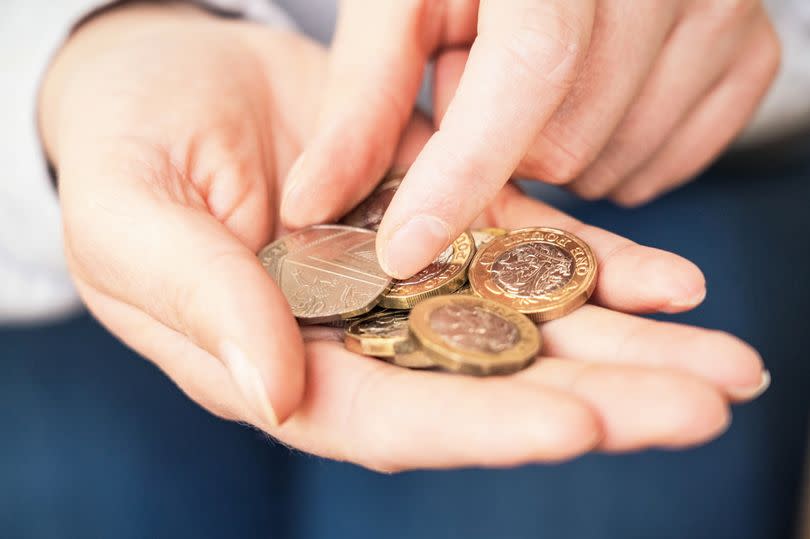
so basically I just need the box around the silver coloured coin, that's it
[259,225,392,324]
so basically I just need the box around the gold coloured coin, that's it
[345,310,414,357]
[471,227,508,249]
[259,225,392,324]
[468,227,597,322]
[390,348,436,369]
[379,231,476,309]
[409,295,540,376]
[340,174,403,231]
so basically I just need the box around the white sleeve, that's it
[739,0,810,146]
[0,1,295,325]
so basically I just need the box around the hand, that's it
[280,0,781,279]
[41,3,766,472]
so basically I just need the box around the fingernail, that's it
[381,215,450,279]
[220,340,278,427]
[728,369,771,401]
[663,287,707,313]
[280,154,309,225]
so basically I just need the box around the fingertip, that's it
[377,214,451,279]
[279,153,329,230]
[629,247,707,313]
[219,340,280,427]
[695,331,765,400]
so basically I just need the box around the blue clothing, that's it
[2,152,810,539]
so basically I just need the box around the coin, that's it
[345,310,414,357]
[409,295,540,376]
[345,310,436,369]
[454,284,474,295]
[471,227,508,249]
[390,348,436,369]
[379,231,476,309]
[468,227,597,322]
[340,174,403,231]
[258,225,392,324]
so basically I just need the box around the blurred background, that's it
[2,1,810,538]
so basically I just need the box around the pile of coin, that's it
[259,174,597,376]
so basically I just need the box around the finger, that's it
[279,0,436,229]
[610,16,781,207]
[520,359,731,451]
[570,2,762,199]
[274,342,601,472]
[60,142,305,425]
[516,3,676,185]
[377,0,597,278]
[72,277,255,425]
[537,305,767,402]
[432,47,469,126]
[483,184,706,313]
[391,112,436,171]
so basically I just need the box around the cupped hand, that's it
[41,2,766,472]
[281,0,781,279]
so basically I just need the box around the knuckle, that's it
[495,8,586,87]
[523,136,594,185]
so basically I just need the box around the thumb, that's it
[61,143,305,425]
[279,0,435,229]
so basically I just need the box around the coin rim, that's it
[258,224,392,324]
[388,348,437,369]
[468,226,597,322]
[471,227,508,249]
[379,231,476,309]
[345,310,417,357]
[408,295,541,376]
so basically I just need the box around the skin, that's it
[39,2,768,472]
[280,0,782,279]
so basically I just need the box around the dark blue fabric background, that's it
[2,152,809,539]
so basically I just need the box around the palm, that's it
[54,12,763,472]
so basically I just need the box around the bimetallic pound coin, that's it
[340,174,403,231]
[345,310,415,357]
[345,310,436,369]
[390,348,436,369]
[468,227,597,322]
[472,227,508,249]
[259,225,392,324]
[409,295,541,376]
[379,231,476,309]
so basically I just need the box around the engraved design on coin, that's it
[259,226,392,323]
[355,311,410,339]
[396,244,454,286]
[491,243,574,298]
[468,227,597,322]
[381,231,475,308]
[429,303,520,354]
